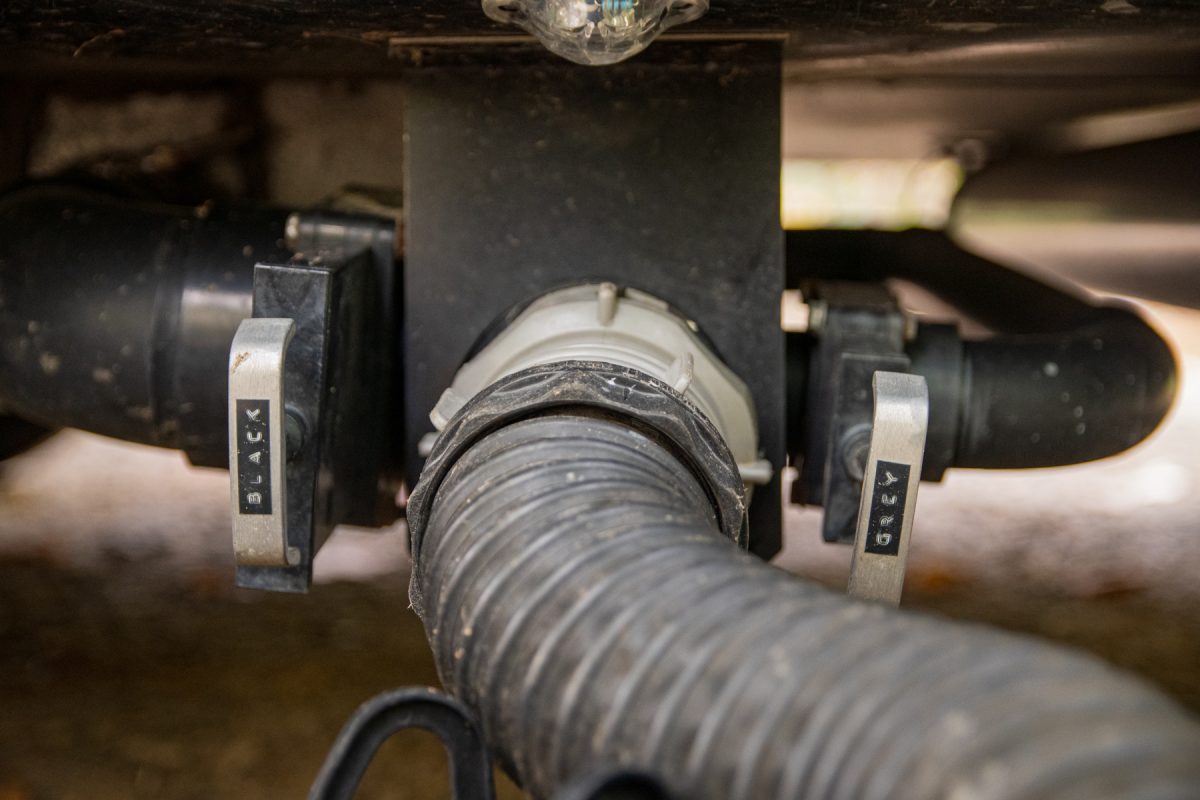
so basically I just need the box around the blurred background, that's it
[0,76,1198,799]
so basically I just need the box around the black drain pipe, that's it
[788,229,1177,473]
[0,183,291,466]
[408,362,1200,800]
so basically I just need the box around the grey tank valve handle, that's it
[848,371,929,605]
[228,317,298,568]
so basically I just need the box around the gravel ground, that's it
[0,301,1197,799]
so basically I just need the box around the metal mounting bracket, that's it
[403,44,785,557]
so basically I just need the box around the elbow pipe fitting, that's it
[409,361,1200,799]
[952,306,1176,469]
[788,229,1177,473]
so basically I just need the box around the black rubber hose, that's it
[786,229,1106,335]
[412,411,1200,800]
[954,308,1177,469]
[787,229,1178,472]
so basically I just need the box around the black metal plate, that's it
[403,42,785,556]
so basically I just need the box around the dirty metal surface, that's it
[2,1,1200,74]
[403,44,785,556]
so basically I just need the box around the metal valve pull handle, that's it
[228,317,297,568]
[847,371,929,606]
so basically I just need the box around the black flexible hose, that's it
[412,410,1200,800]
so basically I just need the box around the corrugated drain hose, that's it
[407,362,1200,800]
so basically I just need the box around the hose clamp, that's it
[406,360,748,557]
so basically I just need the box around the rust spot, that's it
[231,351,251,373]
[908,561,971,594]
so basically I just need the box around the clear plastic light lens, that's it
[483,0,709,66]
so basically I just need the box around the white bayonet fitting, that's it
[430,283,770,488]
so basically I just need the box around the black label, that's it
[236,399,272,515]
[864,460,910,556]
